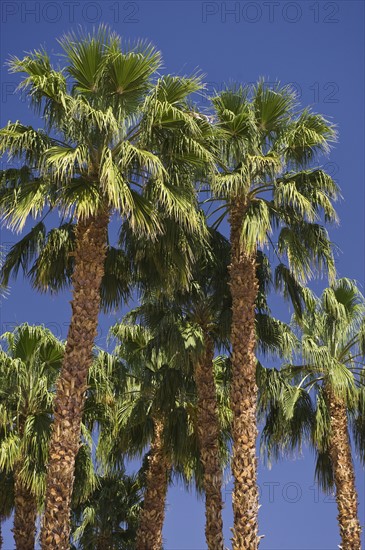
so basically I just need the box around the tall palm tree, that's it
[0,324,64,550]
[182,239,299,550]
[100,321,232,550]
[103,323,198,550]
[260,278,365,549]
[123,227,231,550]
[0,27,213,548]
[210,82,339,548]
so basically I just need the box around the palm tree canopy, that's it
[210,81,339,283]
[91,320,232,494]
[71,468,143,550]
[0,26,215,300]
[259,278,365,489]
[0,324,64,498]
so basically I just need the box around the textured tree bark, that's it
[12,465,37,550]
[40,212,109,550]
[229,200,260,550]
[136,417,170,550]
[324,388,362,549]
[194,333,225,550]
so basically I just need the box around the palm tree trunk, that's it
[12,464,37,550]
[325,387,362,549]
[229,200,260,550]
[194,332,224,550]
[40,212,109,550]
[136,417,170,550]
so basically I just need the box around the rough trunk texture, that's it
[40,213,109,550]
[325,388,362,549]
[12,465,37,550]
[194,332,225,550]
[229,200,260,550]
[136,417,170,550]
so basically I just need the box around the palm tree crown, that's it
[210,81,339,278]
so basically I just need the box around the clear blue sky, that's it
[0,1,364,548]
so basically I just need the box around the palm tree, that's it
[209,81,339,548]
[184,237,299,550]
[103,323,196,550]
[0,324,64,550]
[100,320,232,550]
[260,278,365,549]
[123,227,231,550]
[0,27,213,548]
[71,469,142,550]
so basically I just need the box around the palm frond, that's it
[0,222,46,286]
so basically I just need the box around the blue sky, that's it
[0,1,364,548]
